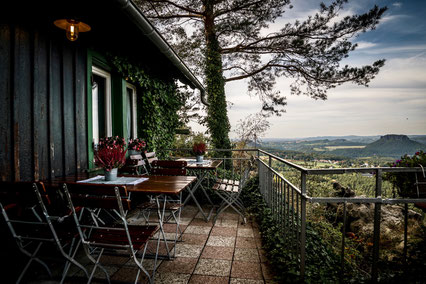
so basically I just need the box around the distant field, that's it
[325,146,366,150]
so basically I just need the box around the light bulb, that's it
[66,21,79,41]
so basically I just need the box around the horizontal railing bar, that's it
[309,197,426,204]
[306,167,424,175]
[164,148,258,152]
[258,159,304,196]
[257,149,309,172]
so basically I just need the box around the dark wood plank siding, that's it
[0,25,12,181]
[0,24,88,181]
[33,29,49,181]
[75,47,88,172]
[13,26,32,181]
[62,45,76,175]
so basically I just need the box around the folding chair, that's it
[121,154,149,175]
[62,182,159,283]
[0,181,88,283]
[138,160,187,257]
[142,151,158,173]
[212,159,253,224]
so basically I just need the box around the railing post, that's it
[300,171,307,280]
[372,169,382,282]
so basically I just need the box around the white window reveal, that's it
[92,66,112,145]
[126,83,138,139]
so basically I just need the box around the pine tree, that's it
[136,0,386,149]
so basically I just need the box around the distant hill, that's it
[362,135,425,157]
[332,134,426,158]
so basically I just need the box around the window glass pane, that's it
[92,74,107,144]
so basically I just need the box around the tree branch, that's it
[146,0,203,15]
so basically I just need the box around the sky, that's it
[189,0,426,139]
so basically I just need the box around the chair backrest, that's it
[151,160,187,176]
[0,181,65,243]
[61,182,142,252]
[63,182,131,211]
[142,151,158,172]
[0,181,50,210]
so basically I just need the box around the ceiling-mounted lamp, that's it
[54,19,91,41]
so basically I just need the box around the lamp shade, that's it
[54,19,91,41]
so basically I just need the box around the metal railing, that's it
[164,147,425,281]
[256,149,426,282]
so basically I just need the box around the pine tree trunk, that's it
[203,0,231,152]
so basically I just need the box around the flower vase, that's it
[128,149,139,156]
[104,168,118,181]
[196,155,204,163]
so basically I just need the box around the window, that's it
[92,66,112,145]
[126,83,137,139]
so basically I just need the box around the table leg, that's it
[183,171,215,221]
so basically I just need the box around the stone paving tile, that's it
[158,257,198,274]
[230,278,264,284]
[178,217,194,225]
[146,241,173,256]
[175,244,204,258]
[214,218,239,228]
[153,231,178,240]
[185,225,212,235]
[206,235,236,247]
[124,258,161,271]
[74,264,119,280]
[182,205,199,212]
[236,236,257,248]
[164,223,187,233]
[189,275,229,284]
[182,233,209,246]
[231,261,263,280]
[194,259,232,277]
[211,226,237,237]
[201,246,234,260]
[237,228,254,238]
[234,248,259,262]
[221,212,240,220]
[238,221,253,229]
[190,218,214,227]
[111,266,149,283]
[254,237,263,249]
[153,272,191,284]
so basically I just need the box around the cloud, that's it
[355,41,378,49]
[380,14,409,24]
[392,2,402,8]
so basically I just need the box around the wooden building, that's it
[0,0,205,182]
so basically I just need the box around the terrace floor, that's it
[29,205,276,284]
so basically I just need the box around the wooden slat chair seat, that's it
[62,182,159,284]
[0,181,88,284]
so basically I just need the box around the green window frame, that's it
[87,50,136,169]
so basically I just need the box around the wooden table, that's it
[178,159,223,221]
[44,173,196,195]
[44,173,197,260]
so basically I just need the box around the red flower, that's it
[94,136,127,170]
[192,142,206,156]
[128,138,146,151]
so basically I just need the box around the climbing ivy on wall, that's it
[109,55,184,154]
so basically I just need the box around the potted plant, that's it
[94,136,127,181]
[384,151,426,211]
[128,138,146,155]
[192,142,207,163]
